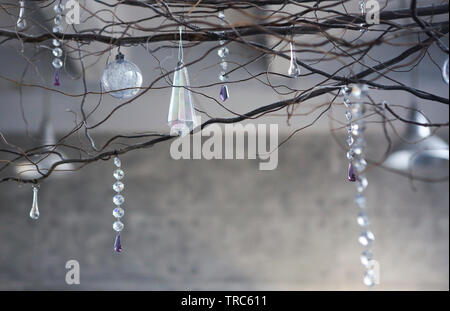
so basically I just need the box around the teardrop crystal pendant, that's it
[288,42,301,78]
[348,162,356,182]
[53,69,60,86]
[29,185,40,220]
[220,85,229,102]
[114,234,122,253]
[168,27,197,136]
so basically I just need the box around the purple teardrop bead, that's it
[348,162,356,182]
[219,85,229,102]
[53,69,60,86]
[114,234,122,253]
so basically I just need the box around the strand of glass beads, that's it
[112,156,125,253]
[359,0,367,32]
[218,10,230,102]
[16,0,27,30]
[52,1,64,86]
[347,84,377,287]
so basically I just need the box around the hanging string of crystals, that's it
[167,26,197,136]
[112,156,125,253]
[52,1,64,86]
[287,30,301,78]
[16,0,27,30]
[29,185,40,220]
[343,84,377,287]
[218,10,230,102]
[359,0,367,32]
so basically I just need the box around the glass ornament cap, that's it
[101,52,143,99]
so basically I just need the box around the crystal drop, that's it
[168,61,197,137]
[113,169,124,180]
[220,60,228,70]
[356,175,368,192]
[348,163,356,182]
[113,194,125,206]
[345,110,352,121]
[113,221,124,232]
[52,39,61,47]
[113,181,124,193]
[351,120,366,136]
[54,15,62,26]
[114,157,121,168]
[346,124,352,134]
[346,136,354,146]
[358,230,375,247]
[53,25,63,33]
[16,19,27,30]
[351,84,368,99]
[218,47,229,58]
[220,85,229,102]
[346,150,355,161]
[363,269,376,287]
[54,4,64,14]
[287,42,301,78]
[351,102,366,118]
[357,211,369,227]
[114,234,122,252]
[113,207,125,218]
[219,71,229,82]
[355,193,366,208]
[53,69,60,86]
[52,48,63,57]
[101,53,143,99]
[360,249,373,266]
[341,86,351,97]
[52,58,63,69]
[343,97,351,108]
[29,186,40,220]
[442,57,449,85]
[353,158,367,172]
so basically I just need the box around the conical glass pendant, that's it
[29,185,40,220]
[16,0,27,30]
[288,42,301,78]
[114,234,122,253]
[168,27,197,136]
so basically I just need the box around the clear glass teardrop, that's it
[29,186,40,220]
[288,42,301,78]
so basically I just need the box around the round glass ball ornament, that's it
[101,52,143,99]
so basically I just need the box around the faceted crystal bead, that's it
[52,39,61,47]
[346,124,352,134]
[53,25,63,33]
[54,15,62,26]
[353,157,367,172]
[346,136,354,146]
[341,86,351,97]
[348,163,356,182]
[168,61,197,136]
[113,207,125,218]
[220,85,229,102]
[351,84,368,99]
[220,61,228,70]
[360,249,373,266]
[346,150,355,161]
[113,181,124,193]
[113,220,124,232]
[218,11,225,19]
[351,120,366,136]
[114,157,121,168]
[52,48,63,57]
[355,193,366,208]
[352,138,366,155]
[343,97,351,108]
[114,234,122,252]
[52,58,63,69]
[54,4,64,14]
[345,110,352,121]
[218,47,229,58]
[113,194,125,206]
[357,211,369,227]
[219,72,229,82]
[358,230,375,247]
[363,269,376,287]
[351,102,366,118]
[356,175,368,192]
[113,169,124,180]
[29,186,40,220]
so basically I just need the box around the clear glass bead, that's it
[346,124,352,134]
[345,110,352,121]
[53,25,63,33]
[114,157,121,167]
[218,11,225,19]
[346,136,354,146]
[358,230,375,247]
[219,72,229,82]
[353,158,367,172]
[54,15,62,26]
[52,58,63,69]
[113,181,124,193]
[353,139,365,155]
[360,249,373,266]
[363,269,376,287]
[52,48,63,57]
[113,169,124,180]
[218,47,229,58]
[343,97,351,108]
[54,4,64,14]
[113,194,125,206]
[357,211,369,227]
[220,61,228,70]
[52,39,61,47]
[355,193,366,208]
[351,120,366,136]
[356,175,368,192]
[351,102,366,118]
[113,207,125,218]
[351,84,368,99]
[341,86,351,97]
[346,150,355,161]
[113,220,124,232]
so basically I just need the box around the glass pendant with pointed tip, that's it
[168,27,197,136]
[16,0,27,30]
[288,41,301,78]
[29,185,40,220]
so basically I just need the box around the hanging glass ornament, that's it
[287,41,301,78]
[29,185,40,220]
[442,57,449,85]
[112,156,125,253]
[101,52,143,99]
[16,0,27,30]
[359,0,367,33]
[51,2,64,86]
[217,10,230,102]
[168,27,197,136]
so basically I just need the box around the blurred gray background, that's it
[0,0,449,290]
